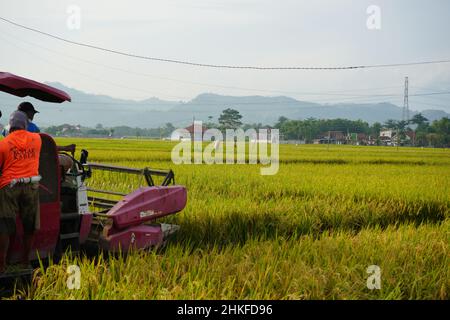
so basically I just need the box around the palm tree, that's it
[383,119,397,129]
[410,113,428,126]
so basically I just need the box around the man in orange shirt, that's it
[0,110,42,273]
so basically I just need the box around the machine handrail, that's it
[83,162,175,187]
[85,162,170,176]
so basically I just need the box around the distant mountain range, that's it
[0,82,448,128]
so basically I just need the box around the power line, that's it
[0,31,411,105]
[408,99,449,109]
[3,23,447,106]
[0,30,409,103]
[410,85,448,92]
[0,33,188,101]
[1,18,448,109]
[0,94,411,107]
[2,16,450,71]
[410,91,450,97]
[0,30,403,97]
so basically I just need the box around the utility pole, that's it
[402,76,409,124]
[398,76,409,148]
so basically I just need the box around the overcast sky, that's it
[0,0,449,111]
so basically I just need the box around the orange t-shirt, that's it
[0,130,42,189]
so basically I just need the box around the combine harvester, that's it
[0,72,187,280]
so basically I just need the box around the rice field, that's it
[21,139,450,299]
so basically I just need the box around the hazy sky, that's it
[0,0,449,111]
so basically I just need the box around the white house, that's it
[380,129,395,139]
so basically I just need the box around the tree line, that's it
[273,114,449,147]
[42,108,449,147]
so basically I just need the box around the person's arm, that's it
[28,122,40,133]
